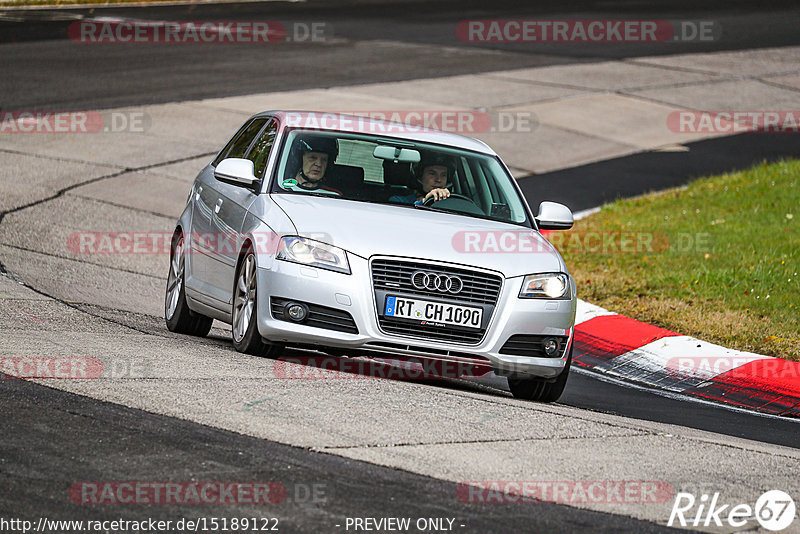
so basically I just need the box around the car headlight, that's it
[276,236,350,275]
[519,273,570,299]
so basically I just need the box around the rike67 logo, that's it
[669,490,796,531]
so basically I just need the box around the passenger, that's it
[284,135,342,196]
[389,153,454,205]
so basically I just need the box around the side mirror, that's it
[214,158,258,187]
[535,201,573,230]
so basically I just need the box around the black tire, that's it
[165,232,213,337]
[508,345,572,403]
[231,246,283,358]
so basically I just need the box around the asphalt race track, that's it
[2,1,800,532]
[3,0,800,110]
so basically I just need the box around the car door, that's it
[213,118,279,307]
[188,117,270,307]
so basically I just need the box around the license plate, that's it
[384,296,483,329]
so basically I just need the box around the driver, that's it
[389,153,454,205]
[284,135,342,196]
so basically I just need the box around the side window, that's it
[212,118,269,166]
[245,119,278,178]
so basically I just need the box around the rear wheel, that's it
[508,345,572,403]
[232,247,283,358]
[165,232,213,337]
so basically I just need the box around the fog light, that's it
[285,302,308,322]
[543,337,559,356]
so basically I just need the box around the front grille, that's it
[499,335,569,358]
[271,297,358,334]
[372,259,502,305]
[371,259,502,345]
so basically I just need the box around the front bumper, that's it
[256,255,576,379]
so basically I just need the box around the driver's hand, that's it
[424,188,450,203]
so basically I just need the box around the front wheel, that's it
[231,248,283,358]
[165,232,213,337]
[508,345,572,403]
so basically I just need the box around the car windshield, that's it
[270,129,531,226]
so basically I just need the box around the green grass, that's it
[560,158,799,361]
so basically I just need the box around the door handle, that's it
[215,198,223,214]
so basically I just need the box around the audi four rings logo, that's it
[411,271,463,294]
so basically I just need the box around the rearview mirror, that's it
[214,158,258,187]
[373,145,421,163]
[535,201,573,230]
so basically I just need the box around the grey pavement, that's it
[2,273,799,527]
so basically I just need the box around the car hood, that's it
[272,195,565,278]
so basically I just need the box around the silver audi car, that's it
[165,111,577,402]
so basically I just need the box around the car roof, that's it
[255,110,497,155]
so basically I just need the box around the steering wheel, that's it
[423,193,474,206]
